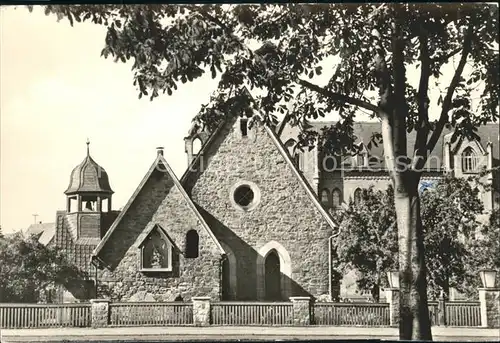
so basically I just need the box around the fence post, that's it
[479,288,500,328]
[438,293,446,326]
[385,288,399,327]
[290,296,312,325]
[90,299,110,328]
[192,297,211,326]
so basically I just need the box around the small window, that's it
[285,139,302,170]
[193,138,202,155]
[356,154,364,167]
[240,118,248,137]
[140,227,173,272]
[332,188,341,208]
[321,189,330,207]
[462,147,477,173]
[354,188,362,206]
[185,230,199,258]
[234,185,254,207]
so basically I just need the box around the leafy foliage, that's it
[334,177,490,301]
[420,177,484,299]
[0,233,87,303]
[332,186,398,302]
[32,4,498,155]
[468,208,500,279]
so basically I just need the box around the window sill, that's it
[140,268,172,273]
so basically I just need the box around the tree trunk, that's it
[394,181,433,340]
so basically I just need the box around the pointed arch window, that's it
[139,226,173,272]
[320,188,330,207]
[185,230,199,258]
[285,139,303,171]
[332,188,342,208]
[354,188,362,206]
[192,137,202,156]
[462,147,478,173]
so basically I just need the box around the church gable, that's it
[92,152,224,301]
[94,153,224,270]
[184,111,337,300]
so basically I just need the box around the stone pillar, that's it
[192,297,211,326]
[438,293,446,326]
[90,299,110,328]
[108,197,112,212]
[66,197,72,212]
[290,296,312,326]
[77,195,82,212]
[479,288,500,328]
[96,196,102,212]
[385,288,399,327]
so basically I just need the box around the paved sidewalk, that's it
[1,326,499,341]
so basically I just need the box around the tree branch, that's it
[432,47,462,65]
[426,21,475,154]
[391,8,408,159]
[412,26,431,171]
[298,79,383,114]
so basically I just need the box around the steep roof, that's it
[38,224,56,246]
[281,120,499,170]
[93,153,225,258]
[24,222,55,237]
[65,143,113,195]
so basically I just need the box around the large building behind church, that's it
[49,106,499,303]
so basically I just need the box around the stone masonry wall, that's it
[97,167,222,302]
[187,118,333,301]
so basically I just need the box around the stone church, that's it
[50,102,499,303]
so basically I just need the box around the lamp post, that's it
[478,269,500,328]
[385,270,400,327]
[387,270,400,289]
[479,269,497,289]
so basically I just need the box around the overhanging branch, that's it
[426,21,475,154]
[298,79,383,114]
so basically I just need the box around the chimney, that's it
[156,147,164,156]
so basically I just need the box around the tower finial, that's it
[86,138,90,156]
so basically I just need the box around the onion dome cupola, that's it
[64,140,113,213]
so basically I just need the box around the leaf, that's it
[315,66,323,75]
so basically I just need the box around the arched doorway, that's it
[265,250,282,301]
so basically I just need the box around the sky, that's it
[0,5,485,233]
[0,6,224,232]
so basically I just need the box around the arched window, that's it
[332,188,342,208]
[192,138,202,155]
[185,230,199,258]
[462,147,477,173]
[320,189,330,207]
[285,139,303,170]
[354,188,362,206]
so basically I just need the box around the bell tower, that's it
[64,140,114,238]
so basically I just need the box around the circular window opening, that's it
[234,185,254,207]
